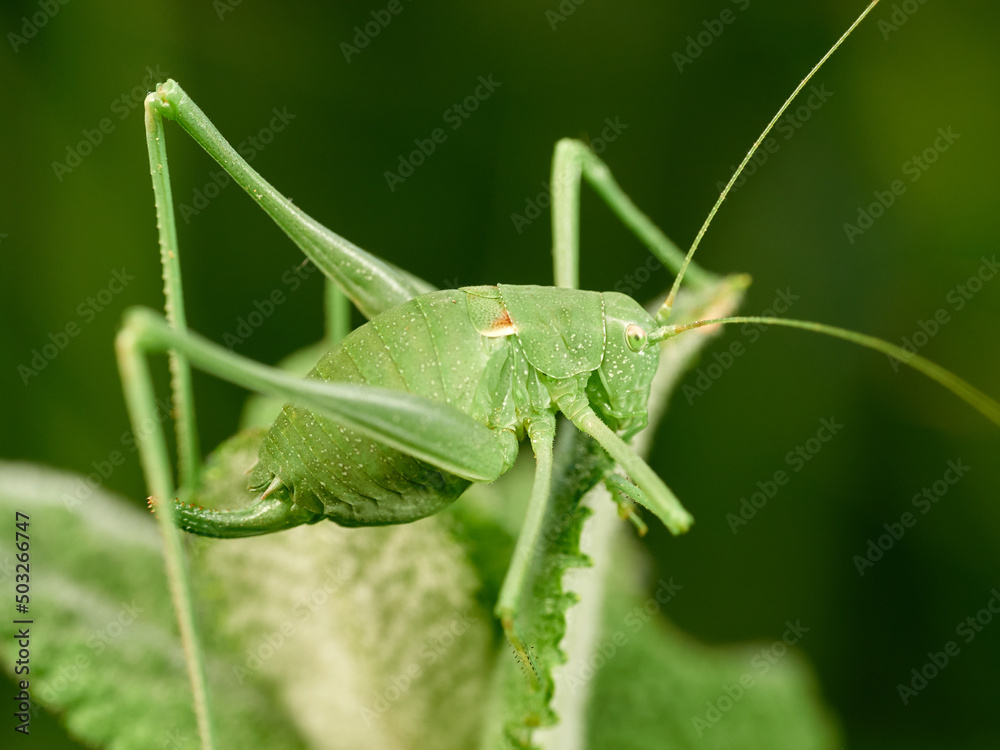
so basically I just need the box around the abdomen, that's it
[251,290,514,526]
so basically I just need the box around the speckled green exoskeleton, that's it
[117,6,1000,732]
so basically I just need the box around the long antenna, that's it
[648,316,1000,429]
[660,0,883,321]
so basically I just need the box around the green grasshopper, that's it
[115,0,999,744]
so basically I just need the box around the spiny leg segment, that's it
[145,95,200,489]
[145,79,434,321]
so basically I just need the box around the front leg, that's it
[556,393,693,535]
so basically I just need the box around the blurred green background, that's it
[2,0,999,747]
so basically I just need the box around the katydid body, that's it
[174,284,674,536]
[120,78,707,710]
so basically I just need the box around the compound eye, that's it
[625,324,647,352]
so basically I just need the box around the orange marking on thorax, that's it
[482,309,517,337]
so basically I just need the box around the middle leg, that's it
[494,411,557,686]
[549,138,716,294]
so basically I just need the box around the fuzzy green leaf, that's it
[0,461,303,750]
